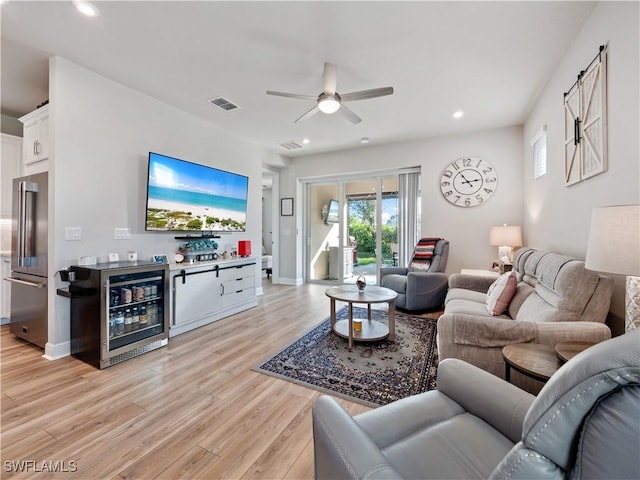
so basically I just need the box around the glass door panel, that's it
[346,180,377,285]
[307,183,339,282]
[305,172,413,285]
[381,176,399,268]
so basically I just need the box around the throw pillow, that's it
[486,271,517,316]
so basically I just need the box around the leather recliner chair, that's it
[312,329,640,479]
[379,238,449,312]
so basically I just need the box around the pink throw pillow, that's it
[486,271,517,316]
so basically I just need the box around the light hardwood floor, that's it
[1,280,371,479]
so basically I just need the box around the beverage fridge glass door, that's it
[105,270,166,354]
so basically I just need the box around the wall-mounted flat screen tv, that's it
[325,199,339,224]
[145,152,248,232]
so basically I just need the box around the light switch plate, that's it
[65,227,82,241]
[114,228,132,240]
[108,253,119,262]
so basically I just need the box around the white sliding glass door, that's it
[303,168,419,286]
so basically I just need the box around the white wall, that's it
[0,114,23,137]
[523,2,639,328]
[48,57,265,357]
[280,125,524,281]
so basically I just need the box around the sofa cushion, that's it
[445,287,487,306]
[512,248,536,282]
[486,272,517,315]
[507,283,536,319]
[445,298,510,318]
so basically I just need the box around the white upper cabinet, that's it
[19,105,49,172]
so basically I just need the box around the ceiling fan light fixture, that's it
[318,93,341,114]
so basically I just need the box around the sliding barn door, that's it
[564,47,607,186]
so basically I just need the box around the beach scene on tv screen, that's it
[146,153,248,232]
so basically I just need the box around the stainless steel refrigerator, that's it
[6,172,48,348]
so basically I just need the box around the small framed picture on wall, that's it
[281,197,294,216]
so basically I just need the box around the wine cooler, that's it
[67,261,169,369]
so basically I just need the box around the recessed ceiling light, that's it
[302,138,310,145]
[453,110,464,119]
[73,1,99,17]
[360,137,370,144]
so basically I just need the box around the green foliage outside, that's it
[356,256,377,266]
[348,198,397,261]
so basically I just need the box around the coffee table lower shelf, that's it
[333,319,389,342]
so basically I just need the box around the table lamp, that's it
[585,205,640,332]
[489,225,523,264]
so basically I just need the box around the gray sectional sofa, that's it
[437,248,614,390]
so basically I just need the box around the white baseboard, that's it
[279,277,304,286]
[43,340,71,360]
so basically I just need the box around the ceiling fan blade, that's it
[294,105,320,123]
[266,91,317,101]
[323,62,337,95]
[337,104,362,124]
[340,86,394,102]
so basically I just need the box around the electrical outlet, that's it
[127,251,137,262]
[108,253,119,262]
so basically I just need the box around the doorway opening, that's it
[304,169,418,286]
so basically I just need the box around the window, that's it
[532,125,547,179]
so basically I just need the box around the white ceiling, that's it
[1,1,596,158]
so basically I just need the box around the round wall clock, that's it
[440,157,498,207]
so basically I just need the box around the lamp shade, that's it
[585,205,640,276]
[489,225,523,247]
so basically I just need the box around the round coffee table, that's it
[325,285,397,349]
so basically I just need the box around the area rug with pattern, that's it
[253,306,440,407]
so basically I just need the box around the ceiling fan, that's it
[266,62,394,124]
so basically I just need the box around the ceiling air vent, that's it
[279,141,303,151]
[208,96,240,111]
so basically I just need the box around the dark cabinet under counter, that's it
[66,261,169,369]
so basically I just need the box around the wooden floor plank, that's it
[0,281,373,479]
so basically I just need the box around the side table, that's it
[555,341,596,362]
[502,343,561,383]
